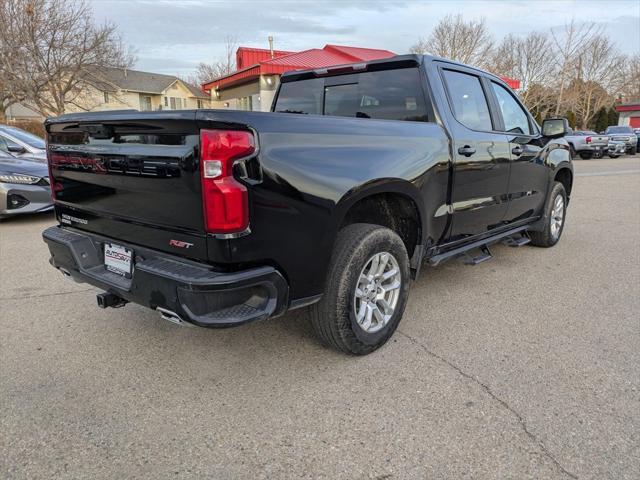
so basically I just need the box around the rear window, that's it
[0,127,45,149]
[275,68,430,122]
[606,126,633,134]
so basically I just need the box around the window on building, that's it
[442,69,492,131]
[197,100,203,109]
[103,92,109,103]
[164,97,168,107]
[274,68,430,122]
[170,97,176,110]
[491,82,531,134]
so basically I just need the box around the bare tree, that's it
[488,32,558,114]
[411,14,493,68]
[550,19,601,115]
[619,54,640,100]
[568,34,625,128]
[187,35,238,86]
[0,0,134,116]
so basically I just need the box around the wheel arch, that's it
[554,166,573,199]
[335,179,425,268]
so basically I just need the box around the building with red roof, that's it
[202,43,520,112]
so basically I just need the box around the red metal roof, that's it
[236,47,295,70]
[203,44,396,91]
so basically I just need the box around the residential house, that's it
[4,67,211,120]
[74,67,211,113]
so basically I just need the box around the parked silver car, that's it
[0,139,52,219]
[564,129,609,159]
[607,140,626,158]
[604,125,637,155]
[0,125,47,160]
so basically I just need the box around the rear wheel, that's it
[529,182,567,248]
[310,223,410,355]
[578,151,593,160]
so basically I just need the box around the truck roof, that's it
[280,54,513,89]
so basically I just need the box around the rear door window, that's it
[442,69,493,131]
[275,68,430,122]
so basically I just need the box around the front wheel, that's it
[608,154,620,158]
[529,182,567,248]
[630,146,637,155]
[310,223,410,355]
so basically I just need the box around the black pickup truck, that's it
[43,55,573,355]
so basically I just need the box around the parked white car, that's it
[0,125,46,160]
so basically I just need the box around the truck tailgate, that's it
[46,112,210,261]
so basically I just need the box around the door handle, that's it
[458,145,476,157]
[511,146,524,156]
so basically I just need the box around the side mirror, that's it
[542,118,569,138]
[7,145,27,154]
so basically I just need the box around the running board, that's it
[428,225,529,267]
[502,232,530,247]
[463,245,492,265]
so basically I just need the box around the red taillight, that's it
[200,129,255,234]
[586,136,592,143]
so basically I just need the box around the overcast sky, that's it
[89,0,640,78]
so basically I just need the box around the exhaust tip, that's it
[157,307,188,326]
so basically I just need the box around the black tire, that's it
[529,182,567,248]
[309,223,410,355]
[568,144,576,159]
[578,151,593,160]
[630,146,637,156]
[608,154,619,159]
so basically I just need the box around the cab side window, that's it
[442,69,493,131]
[491,82,531,135]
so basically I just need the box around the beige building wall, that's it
[210,75,280,112]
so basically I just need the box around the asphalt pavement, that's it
[1,156,639,479]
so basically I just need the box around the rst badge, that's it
[169,239,194,249]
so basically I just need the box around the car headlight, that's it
[0,173,41,184]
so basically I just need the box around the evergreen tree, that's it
[593,107,609,132]
[607,107,619,127]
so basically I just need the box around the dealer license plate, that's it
[104,243,133,277]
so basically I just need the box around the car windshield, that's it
[0,126,46,149]
[605,126,633,134]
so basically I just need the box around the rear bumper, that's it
[42,226,289,327]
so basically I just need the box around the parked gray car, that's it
[0,139,52,219]
[607,140,627,158]
[0,125,47,160]
[564,129,609,159]
[604,125,637,155]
